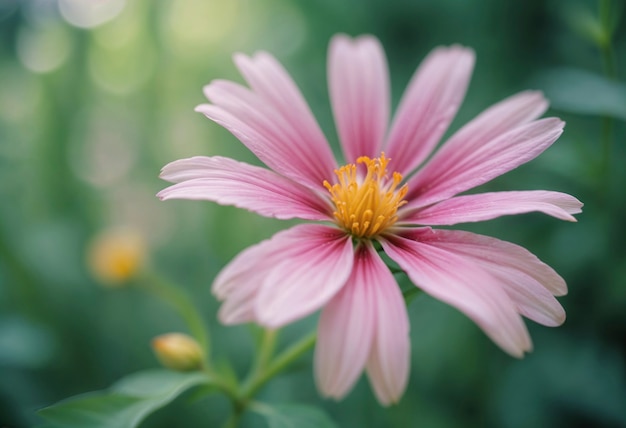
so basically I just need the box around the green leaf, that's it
[253,403,339,428]
[38,369,211,428]
[534,68,626,120]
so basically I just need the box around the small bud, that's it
[87,228,145,286]
[152,333,204,371]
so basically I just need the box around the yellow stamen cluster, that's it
[324,153,408,238]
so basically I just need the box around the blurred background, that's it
[1,0,625,427]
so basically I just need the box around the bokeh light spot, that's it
[161,0,240,57]
[58,0,126,29]
[16,23,72,73]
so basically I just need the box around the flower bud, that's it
[151,333,204,371]
[87,228,145,286]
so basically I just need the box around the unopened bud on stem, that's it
[152,333,204,371]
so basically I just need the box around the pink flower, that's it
[158,34,582,405]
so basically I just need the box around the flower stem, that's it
[597,0,619,189]
[599,0,617,79]
[136,270,317,427]
[221,410,243,428]
[242,330,317,399]
[242,328,279,389]
[138,270,213,371]
[257,329,279,370]
[214,329,317,427]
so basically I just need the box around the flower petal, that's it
[233,52,330,147]
[403,190,583,225]
[217,280,258,325]
[315,243,410,404]
[213,227,301,324]
[365,250,410,405]
[415,228,567,296]
[406,91,558,207]
[328,34,390,162]
[158,156,331,221]
[314,245,377,400]
[214,224,352,327]
[382,230,532,357]
[197,77,334,190]
[409,228,568,324]
[252,225,354,328]
[498,273,565,327]
[233,51,337,187]
[385,46,475,175]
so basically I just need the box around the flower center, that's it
[324,153,408,238]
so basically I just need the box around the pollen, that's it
[324,153,408,238]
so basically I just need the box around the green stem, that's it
[242,331,317,399]
[257,329,279,370]
[138,271,212,370]
[597,0,619,186]
[599,0,617,79]
[243,329,278,389]
[221,408,243,428]
[217,330,316,427]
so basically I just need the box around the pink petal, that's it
[328,34,390,162]
[382,231,532,357]
[158,156,331,221]
[497,273,565,327]
[197,78,334,190]
[315,244,410,404]
[403,190,583,225]
[409,91,548,197]
[253,225,354,328]
[233,52,329,148]
[212,225,322,301]
[385,46,475,175]
[405,91,557,207]
[314,245,377,399]
[214,224,353,327]
[213,227,300,324]
[217,280,258,325]
[365,251,410,405]
[232,51,337,187]
[409,228,568,325]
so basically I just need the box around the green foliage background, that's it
[0,0,625,426]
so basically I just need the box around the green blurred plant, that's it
[39,229,423,427]
[1,0,625,427]
[38,252,328,428]
[559,0,623,177]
